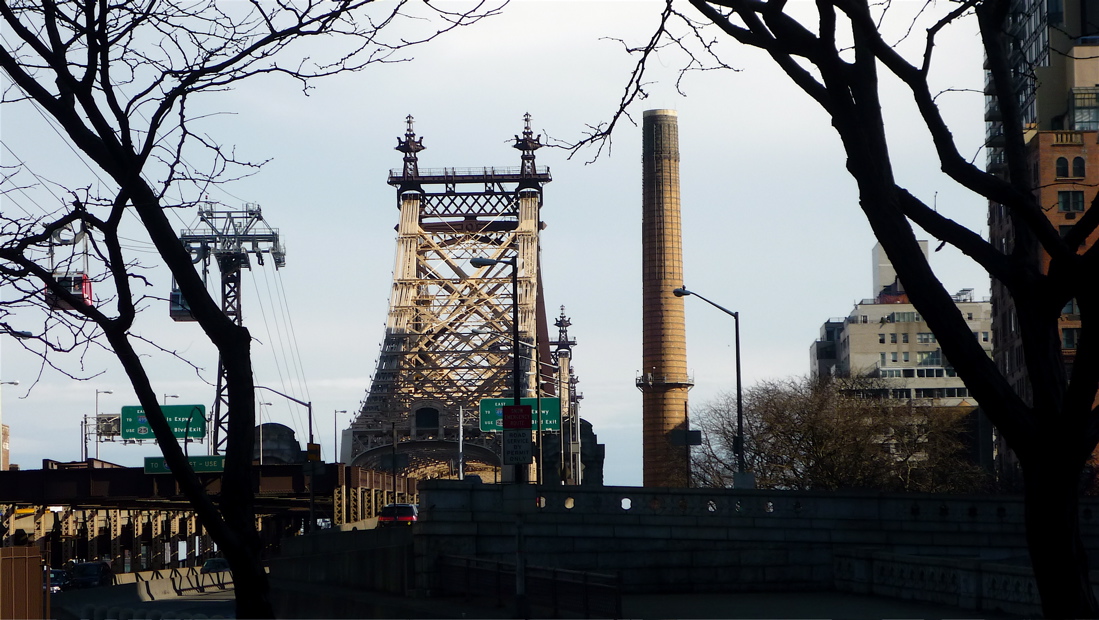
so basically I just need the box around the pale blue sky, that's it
[1,1,990,485]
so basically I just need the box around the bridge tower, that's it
[345,115,556,481]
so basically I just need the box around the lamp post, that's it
[257,402,273,465]
[673,286,747,478]
[471,255,529,619]
[334,410,347,463]
[470,256,526,484]
[163,394,179,405]
[255,385,320,532]
[90,389,113,460]
[254,385,314,447]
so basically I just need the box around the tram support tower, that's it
[346,115,557,481]
[636,110,693,487]
[178,205,285,454]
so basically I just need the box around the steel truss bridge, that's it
[343,115,587,484]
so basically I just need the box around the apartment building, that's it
[811,244,993,405]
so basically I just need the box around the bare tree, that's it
[0,1,499,616]
[693,376,989,492]
[589,0,1098,614]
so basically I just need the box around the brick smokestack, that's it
[639,109,692,487]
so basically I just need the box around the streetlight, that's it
[257,402,273,465]
[472,253,530,618]
[89,389,113,460]
[470,256,527,484]
[334,410,347,463]
[255,386,321,533]
[163,394,179,405]
[254,385,314,449]
[673,286,751,485]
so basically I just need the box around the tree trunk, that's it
[1022,453,1099,617]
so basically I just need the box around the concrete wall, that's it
[413,480,1099,598]
[266,481,1099,616]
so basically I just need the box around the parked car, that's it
[66,561,112,589]
[47,569,70,593]
[200,557,231,574]
[377,503,418,526]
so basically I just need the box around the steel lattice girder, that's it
[351,179,548,472]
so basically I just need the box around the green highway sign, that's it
[479,398,560,432]
[121,404,207,440]
[144,455,225,474]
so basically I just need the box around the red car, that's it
[377,503,417,526]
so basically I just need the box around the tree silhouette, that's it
[0,1,499,616]
[589,0,1099,615]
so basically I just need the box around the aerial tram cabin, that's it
[169,281,196,321]
[45,272,93,311]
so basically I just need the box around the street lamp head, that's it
[98,389,113,395]
[672,287,691,298]
[470,257,499,268]
[1,380,19,386]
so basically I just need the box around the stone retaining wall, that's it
[413,480,1099,609]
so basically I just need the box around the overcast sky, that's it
[0,1,989,485]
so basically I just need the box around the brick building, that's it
[983,0,1099,485]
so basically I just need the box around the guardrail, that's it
[435,555,621,619]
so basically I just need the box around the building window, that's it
[917,332,937,343]
[891,352,898,363]
[902,333,909,344]
[1059,190,1085,212]
[890,333,897,344]
[1050,0,1064,24]
[1064,298,1079,315]
[982,331,990,342]
[1061,224,1075,238]
[1073,156,1086,177]
[878,333,885,344]
[902,352,910,363]
[1056,156,1069,177]
[880,352,887,366]
[1064,328,1080,349]
[917,350,942,366]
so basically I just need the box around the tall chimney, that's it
[639,109,692,487]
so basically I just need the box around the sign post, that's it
[501,405,532,465]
